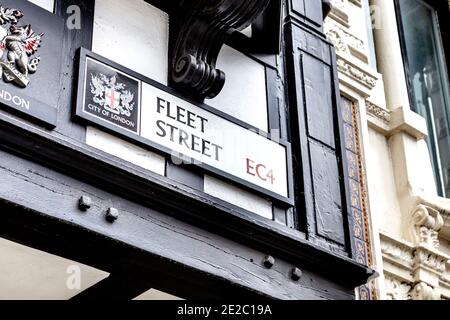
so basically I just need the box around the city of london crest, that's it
[90,73,136,118]
[0,5,43,88]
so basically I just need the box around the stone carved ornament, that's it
[385,275,412,300]
[411,282,441,300]
[381,195,450,300]
[410,196,450,249]
[365,100,391,125]
[325,28,350,55]
[325,23,366,56]
[410,204,444,248]
[382,235,449,300]
[414,246,448,274]
[336,58,377,89]
[381,237,414,268]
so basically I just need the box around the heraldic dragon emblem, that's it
[90,73,136,118]
[0,5,43,88]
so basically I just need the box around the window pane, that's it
[399,0,450,197]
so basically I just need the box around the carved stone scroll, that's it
[410,204,444,248]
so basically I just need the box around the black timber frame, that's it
[0,0,375,300]
[0,113,373,299]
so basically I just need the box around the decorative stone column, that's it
[371,0,409,111]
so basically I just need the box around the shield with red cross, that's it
[105,87,121,110]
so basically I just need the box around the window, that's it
[397,0,450,197]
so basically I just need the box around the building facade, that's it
[0,0,375,300]
[324,0,450,300]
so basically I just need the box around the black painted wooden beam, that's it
[70,273,152,301]
[0,199,261,300]
[0,112,375,292]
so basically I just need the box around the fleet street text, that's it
[157,97,208,132]
[156,97,223,161]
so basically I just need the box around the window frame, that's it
[395,0,450,197]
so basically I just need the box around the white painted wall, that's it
[367,129,403,238]
[206,46,272,219]
[241,26,252,38]
[209,45,268,132]
[134,289,182,301]
[86,127,166,175]
[204,175,273,220]
[0,238,108,300]
[92,0,169,84]
[88,0,169,176]
[27,0,54,12]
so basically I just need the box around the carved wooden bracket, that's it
[171,0,271,100]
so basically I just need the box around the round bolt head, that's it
[78,196,92,211]
[263,255,275,269]
[291,267,303,281]
[106,207,119,222]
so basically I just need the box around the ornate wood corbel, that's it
[171,0,271,101]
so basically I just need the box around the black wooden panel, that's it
[273,205,287,226]
[291,26,331,65]
[266,67,281,138]
[54,0,95,141]
[0,0,374,299]
[166,161,204,191]
[0,148,358,300]
[285,23,350,253]
[71,273,153,301]
[291,0,305,16]
[310,142,345,244]
[302,54,335,148]
[304,0,324,26]
[288,0,326,32]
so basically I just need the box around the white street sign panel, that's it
[77,50,291,203]
[141,83,289,198]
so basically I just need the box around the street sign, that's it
[76,49,292,204]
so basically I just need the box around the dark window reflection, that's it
[399,0,450,197]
